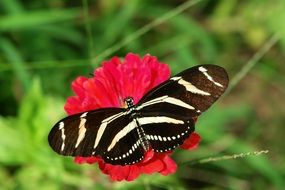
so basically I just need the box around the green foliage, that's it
[0,0,285,189]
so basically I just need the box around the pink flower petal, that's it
[159,155,177,176]
[180,133,201,150]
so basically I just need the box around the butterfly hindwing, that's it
[102,122,145,165]
[137,112,195,153]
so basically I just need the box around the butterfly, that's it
[48,64,229,165]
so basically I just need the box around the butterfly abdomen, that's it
[136,123,150,151]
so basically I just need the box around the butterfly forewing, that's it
[137,65,229,118]
[48,108,126,157]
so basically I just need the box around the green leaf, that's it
[0,37,31,91]
[0,8,80,31]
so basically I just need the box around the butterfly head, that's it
[124,97,134,109]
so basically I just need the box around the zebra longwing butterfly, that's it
[48,64,229,165]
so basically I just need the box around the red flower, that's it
[64,53,201,181]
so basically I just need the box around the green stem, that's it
[181,150,269,166]
[92,0,204,66]
[225,33,280,96]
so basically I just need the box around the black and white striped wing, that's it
[137,114,196,153]
[136,65,228,152]
[48,108,124,157]
[101,121,145,165]
[137,64,229,119]
[49,108,124,156]
[48,108,147,165]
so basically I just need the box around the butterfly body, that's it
[48,65,229,165]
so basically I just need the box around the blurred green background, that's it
[0,0,285,189]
